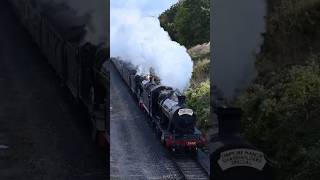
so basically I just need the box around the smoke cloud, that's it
[34,0,108,45]
[56,0,108,44]
[211,0,266,100]
[111,0,193,91]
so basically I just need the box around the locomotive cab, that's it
[149,86,172,118]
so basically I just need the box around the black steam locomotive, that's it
[9,0,109,146]
[112,58,206,151]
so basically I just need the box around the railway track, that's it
[168,153,209,180]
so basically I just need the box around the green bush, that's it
[257,0,320,80]
[238,1,320,179]
[186,79,210,133]
[159,0,210,48]
[238,58,320,180]
[191,59,210,86]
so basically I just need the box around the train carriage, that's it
[112,58,123,77]
[40,19,50,58]
[25,3,41,45]
[48,25,61,73]
[122,62,136,90]
[9,0,109,147]
[52,33,65,79]
[65,42,80,98]
[78,43,96,106]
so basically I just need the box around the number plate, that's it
[187,141,196,145]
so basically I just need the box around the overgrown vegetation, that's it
[186,51,210,135]
[236,0,320,179]
[160,0,210,135]
[256,0,320,83]
[159,0,210,48]
[238,58,320,180]
[186,80,210,132]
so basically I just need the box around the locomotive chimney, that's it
[214,107,242,136]
[178,95,186,105]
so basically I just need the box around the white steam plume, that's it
[35,0,108,45]
[111,0,193,91]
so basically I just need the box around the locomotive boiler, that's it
[158,91,195,134]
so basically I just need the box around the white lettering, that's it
[218,149,266,171]
[178,108,193,116]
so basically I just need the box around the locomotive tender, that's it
[112,58,206,151]
[9,0,109,147]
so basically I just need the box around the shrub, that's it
[238,58,320,180]
[186,79,210,133]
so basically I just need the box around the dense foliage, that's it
[256,0,320,83]
[184,53,210,134]
[238,58,320,180]
[186,79,210,133]
[186,56,210,135]
[237,0,320,179]
[159,0,210,48]
[191,59,210,85]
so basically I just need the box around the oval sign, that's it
[178,108,193,116]
[218,149,266,171]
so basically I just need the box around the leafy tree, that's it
[238,58,320,180]
[159,0,210,48]
[236,1,320,179]
[256,0,320,81]
[159,3,180,41]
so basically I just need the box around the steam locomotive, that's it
[9,0,109,147]
[111,58,206,151]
